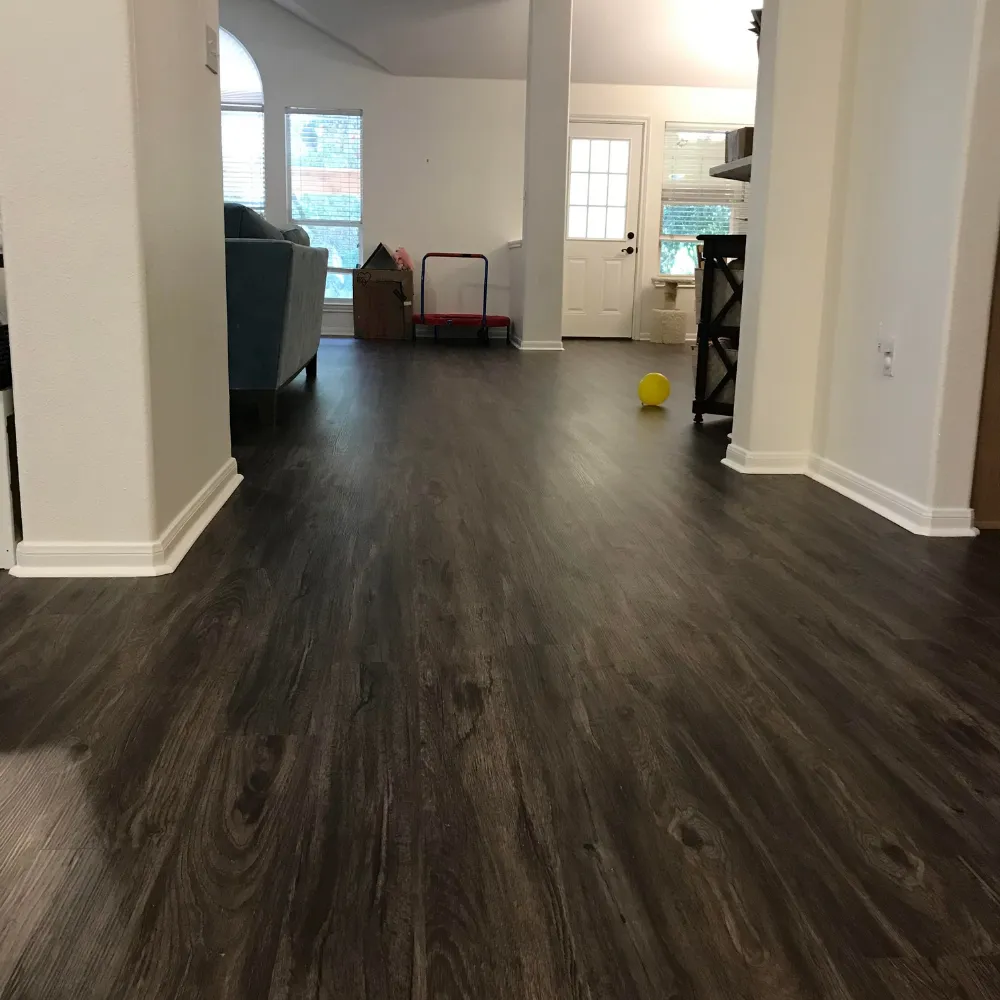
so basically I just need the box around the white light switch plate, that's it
[878,336,896,377]
[206,26,220,75]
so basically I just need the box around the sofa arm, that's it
[278,243,329,386]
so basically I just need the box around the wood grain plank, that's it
[1,341,1000,998]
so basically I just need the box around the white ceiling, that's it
[272,0,761,88]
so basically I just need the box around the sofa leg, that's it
[257,391,278,428]
[305,354,318,382]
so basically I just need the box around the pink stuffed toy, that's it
[393,247,415,271]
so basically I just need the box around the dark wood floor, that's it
[3,340,1000,999]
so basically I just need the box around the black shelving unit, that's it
[693,233,746,423]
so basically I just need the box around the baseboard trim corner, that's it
[807,456,976,538]
[159,458,243,571]
[11,458,243,578]
[722,445,811,475]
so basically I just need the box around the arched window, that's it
[220,28,265,213]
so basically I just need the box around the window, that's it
[661,126,748,276]
[567,138,631,240]
[286,110,363,301]
[220,28,265,213]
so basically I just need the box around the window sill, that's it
[653,275,696,288]
[324,300,353,312]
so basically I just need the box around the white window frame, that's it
[660,123,746,277]
[285,108,363,305]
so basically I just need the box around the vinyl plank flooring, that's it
[3,340,1000,998]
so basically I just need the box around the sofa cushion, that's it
[283,226,311,247]
[224,203,286,241]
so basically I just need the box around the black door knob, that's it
[621,246,635,255]
[627,232,635,240]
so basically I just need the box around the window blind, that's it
[220,29,264,106]
[662,126,747,209]
[219,29,265,213]
[287,111,363,301]
[221,109,265,213]
[287,112,362,223]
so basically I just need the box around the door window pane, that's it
[567,206,587,239]
[569,172,589,206]
[570,139,591,172]
[606,208,626,240]
[608,174,627,208]
[586,207,607,239]
[566,135,632,240]
[609,140,630,174]
[590,140,610,172]
[588,173,608,206]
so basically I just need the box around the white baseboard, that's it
[322,309,354,337]
[807,456,977,538]
[721,446,977,537]
[513,339,565,352]
[722,444,811,475]
[638,332,651,342]
[11,458,243,578]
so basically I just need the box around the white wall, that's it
[0,0,157,544]
[133,0,237,535]
[274,0,761,88]
[815,0,982,504]
[0,0,238,573]
[221,0,756,336]
[732,0,1000,535]
[223,0,525,319]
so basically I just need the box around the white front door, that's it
[563,120,643,339]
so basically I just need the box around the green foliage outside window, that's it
[291,193,362,223]
[661,204,731,238]
[660,242,700,276]
[289,115,361,171]
[660,204,732,275]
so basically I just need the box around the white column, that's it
[517,0,573,351]
[725,0,857,473]
[0,0,240,576]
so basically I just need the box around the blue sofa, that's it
[224,203,329,424]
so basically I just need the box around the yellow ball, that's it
[638,372,671,407]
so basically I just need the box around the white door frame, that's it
[568,115,650,342]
